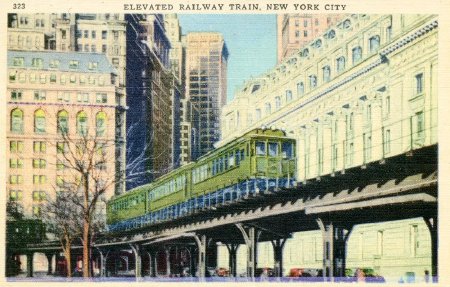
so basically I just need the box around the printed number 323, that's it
[13,3,26,9]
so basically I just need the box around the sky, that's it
[178,14,277,102]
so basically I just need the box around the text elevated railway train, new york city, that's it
[106,128,297,233]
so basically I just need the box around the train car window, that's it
[256,141,266,155]
[229,153,235,167]
[235,150,240,165]
[282,142,293,158]
[219,157,223,172]
[224,156,228,169]
[268,142,278,156]
[241,149,245,161]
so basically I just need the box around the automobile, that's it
[216,267,230,277]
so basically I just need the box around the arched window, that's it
[96,111,107,137]
[369,35,380,53]
[285,90,293,102]
[352,46,362,65]
[336,56,346,72]
[275,96,281,110]
[77,111,88,136]
[57,110,69,134]
[323,65,331,82]
[11,108,24,133]
[265,103,271,115]
[309,75,317,89]
[297,82,304,96]
[34,109,46,134]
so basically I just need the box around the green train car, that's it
[107,128,296,232]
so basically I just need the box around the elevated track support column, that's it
[26,252,34,277]
[225,243,239,277]
[45,252,54,275]
[193,234,207,279]
[424,215,438,281]
[272,238,288,277]
[316,218,353,281]
[130,244,142,278]
[235,223,260,278]
[97,249,109,277]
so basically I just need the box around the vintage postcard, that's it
[1,0,449,286]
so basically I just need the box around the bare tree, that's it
[42,190,81,277]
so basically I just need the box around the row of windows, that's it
[111,193,146,212]
[10,89,109,104]
[9,71,110,86]
[12,56,99,71]
[149,174,187,201]
[10,108,108,136]
[76,30,119,41]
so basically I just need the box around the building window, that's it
[415,73,424,95]
[377,230,384,256]
[9,190,23,201]
[57,110,69,135]
[61,30,66,39]
[34,109,46,134]
[295,31,300,37]
[347,112,354,132]
[32,159,46,169]
[60,74,66,84]
[352,46,362,65]
[91,45,96,53]
[102,30,107,39]
[11,108,24,133]
[346,142,354,166]
[31,58,43,68]
[10,175,23,184]
[369,35,380,53]
[386,26,392,41]
[13,57,24,66]
[416,111,425,139]
[84,44,89,52]
[91,30,96,39]
[84,30,89,38]
[96,112,106,137]
[39,74,46,84]
[384,129,391,155]
[50,74,57,83]
[286,90,293,102]
[33,175,47,184]
[309,75,317,89]
[69,60,79,69]
[33,141,46,153]
[32,191,46,202]
[10,158,24,169]
[255,109,261,120]
[89,62,98,70]
[10,141,24,153]
[297,82,304,96]
[275,96,281,110]
[33,206,41,217]
[332,144,338,171]
[410,225,419,257]
[77,93,89,103]
[57,142,67,154]
[70,75,76,84]
[384,96,390,117]
[102,44,107,53]
[304,30,308,37]
[34,90,46,101]
[364,134,372,163]
[366,104,372,123]
[304,20,308,27]
[11,90,23,100]
[77,111,88,136]
[265,103,271,115]
[336,56,346,73]
[113,31,119,41]
[322,65,331,82]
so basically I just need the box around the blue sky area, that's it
[178,14,277,102]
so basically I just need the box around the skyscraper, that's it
[277,14,345,63]
[185,32,229,156]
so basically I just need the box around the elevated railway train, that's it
[106,128,296,232]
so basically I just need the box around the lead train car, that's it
[107,128,296,232]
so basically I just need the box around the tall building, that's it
[6,50,118,218]
[185,32,229,156]
[125,14,181,189]
[277,14,345,63]
[221,14,437,278]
